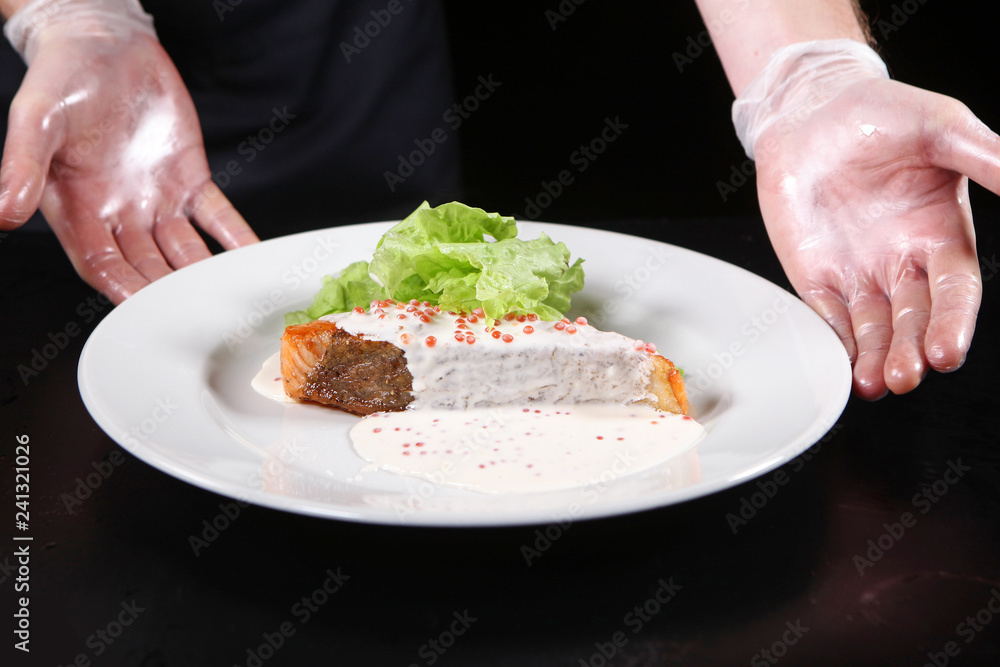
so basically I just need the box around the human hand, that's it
[752,74,997,399]
[0,0,258,304]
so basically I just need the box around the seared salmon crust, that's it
[281,320,414,415]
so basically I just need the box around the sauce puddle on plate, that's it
[253,352,704,493]
[350,406,703,494]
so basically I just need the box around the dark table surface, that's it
[2,217,999,667]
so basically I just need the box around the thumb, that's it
[924,95,1000,197]
[0,86,66,229]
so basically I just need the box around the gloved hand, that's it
[735,39,997,400]
[0,0,258,304]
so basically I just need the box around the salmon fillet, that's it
[282,302,690,416]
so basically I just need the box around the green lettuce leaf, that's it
[284,261,386,326]
[286,201,585,325]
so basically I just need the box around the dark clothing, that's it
[1,0,460,237]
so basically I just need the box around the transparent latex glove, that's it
[738,41,997,399]
[1,0,258,304]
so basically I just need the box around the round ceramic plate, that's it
[78,221,851,526]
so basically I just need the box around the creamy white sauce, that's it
[349,405,703,494]
[251,351,299,404]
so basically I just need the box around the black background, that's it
[440,0,1000,224]
[4,1,1000,229]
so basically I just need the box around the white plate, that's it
[78,221,851,526]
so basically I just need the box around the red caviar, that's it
[425,336,437,347]
[352,306,365,314]
[501,333,514,343]
[523,325,534,334]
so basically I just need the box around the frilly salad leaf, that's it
[285,201,585,326]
